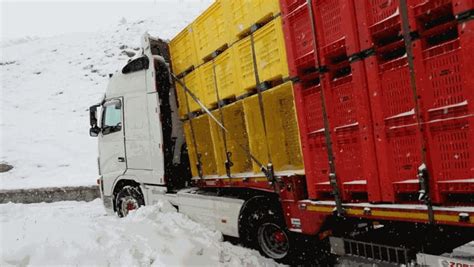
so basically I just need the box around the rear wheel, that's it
[239,196,327,264]
[115,185,144,217]
[239,197,299,263]
[257,222,290,260]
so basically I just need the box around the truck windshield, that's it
[102,100,122,135]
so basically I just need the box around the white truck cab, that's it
[89,34,192,214]
[89,35,246,240]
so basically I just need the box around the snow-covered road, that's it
[0,199,280,266]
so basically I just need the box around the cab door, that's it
[99,98,126,185]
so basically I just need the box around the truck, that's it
[90,0,474,265]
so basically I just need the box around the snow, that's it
[377,7,400,26]
[427,100,469,112]
[308,128,325,135]
[0,199,280,267]
[343,180,367,185]
[0,2,212,190]
[437,178,474,183]
[333,122,359,131]
[418,163,426,171]
[394,179,419,184]
[384,108,415,120]
[427,114,474,124]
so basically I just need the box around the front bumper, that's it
[98,175,114,215]
[102,195,115,215]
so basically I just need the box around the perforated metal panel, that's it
[281,3,318,79]
[280,0,306,15]
[312,0,361,58]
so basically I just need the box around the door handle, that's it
[118,157,125,162]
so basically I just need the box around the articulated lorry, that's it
[90,0,474,264]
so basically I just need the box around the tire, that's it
[257,220,291,260]
[239,198,304,264]
[115,185,145,217]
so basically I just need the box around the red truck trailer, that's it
[91,0,474,265]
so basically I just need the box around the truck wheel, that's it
[240,199,298,263]
[239,197,321,264]
[115,185,144,217]
[257,221,291,260]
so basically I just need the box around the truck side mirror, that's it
[89,104,99,127]
[89,104,101,137]
[89,126,101,137]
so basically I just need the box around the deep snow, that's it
[0,199,280,266]
[0,1,212,190]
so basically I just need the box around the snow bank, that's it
[0,199,280,266]
[0,1,211,190]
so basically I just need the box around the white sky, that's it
[0,0,211,40]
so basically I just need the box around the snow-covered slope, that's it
[0,199,280,266]
[0,1,212,189]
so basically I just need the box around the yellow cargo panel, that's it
[243,95,269,173]
[235,17,289,93]
[214,48,239,100]
[209,102,253,176]
[228,0,253,38]
[235,36,257,93]
[209,110,227,176]
[200,61,217,109]
[253,17,289,84]
[228,0,281,38]
[262,81,303,172]
[193,1,232,62]
[184,114,217,177]
[222,102,253,174]
[176,69,202,117]
[184,82,302,177]
[253,0,280,25]
[169,26,198,75]
[243,82,303,173]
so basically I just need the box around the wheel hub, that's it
[273,230,287,243]
[120,196,138,216]
[126,202,136,211]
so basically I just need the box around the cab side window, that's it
[102,100,122,135]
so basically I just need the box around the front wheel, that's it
[115,185,144,217]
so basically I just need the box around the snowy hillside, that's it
[0,1,212,189]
